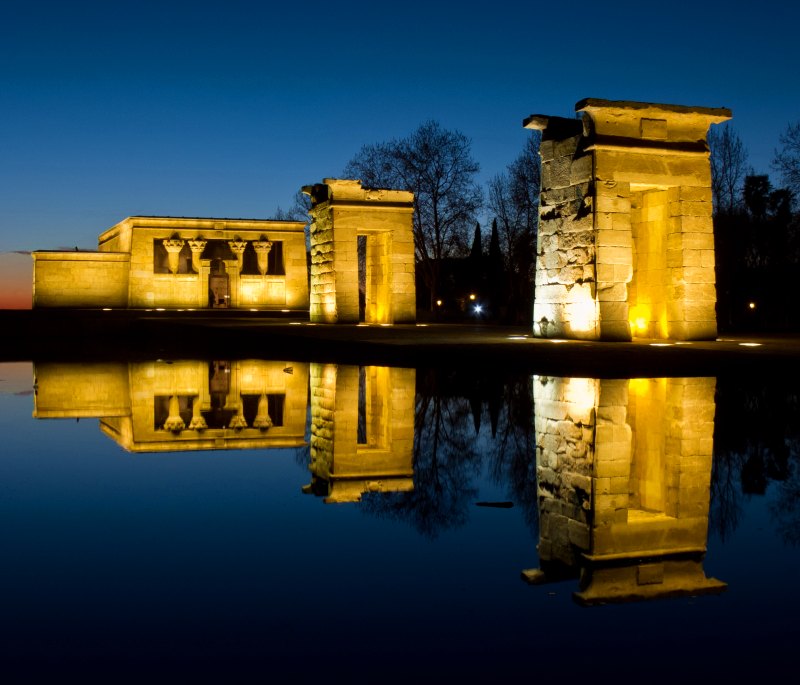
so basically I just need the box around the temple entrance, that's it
[209,260,229,308]
[303,180,416,324]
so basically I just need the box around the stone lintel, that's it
[32,251,130,263]
[576,98,732,121]
[303,178,413,208]
[524,114,583,139]
[98,216,306,244]
[576,98,731,144]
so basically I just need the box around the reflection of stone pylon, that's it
[228,397,248,430]
[163,395,185,432]
[188,396,207,431]
[252,394,273,430]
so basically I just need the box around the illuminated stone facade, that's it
[303,179,416,324]
[32,216,309,310]
[304,364,416,502]
[33,360,309,452]
[526,99,731,340]
[524,375,725,604]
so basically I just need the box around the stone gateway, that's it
[526,99,731,341]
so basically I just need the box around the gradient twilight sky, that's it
[1,0,799,305]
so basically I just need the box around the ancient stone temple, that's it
[303,179,416,324]
[523,375,726,604]
[32,216,309,310]
[304,364,415,503]
[526,99,731,341]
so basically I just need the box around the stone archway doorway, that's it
[209,259,229,308]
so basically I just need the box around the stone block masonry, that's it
[304,179,415,324]
[525,99,731,341]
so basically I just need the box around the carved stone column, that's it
[253,394,273,430]
[227,240,247,271]
[252,241,273,276]
[163,239,185,275]
[163,395,185,432]
[188,239,207,273]
[228,397,248,430]
[188,396,207,430]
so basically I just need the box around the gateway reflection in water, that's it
[524,376,726,604]
[304,364,415,503]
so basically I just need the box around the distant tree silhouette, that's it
[715,174,799,330]
[486,132,540,323]
[773,120,800,203]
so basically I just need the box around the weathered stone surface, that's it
[528,98,728,341]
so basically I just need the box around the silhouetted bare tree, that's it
[487,132,540,323]
[344,121,483,310]
[708,124,748,215]
[773,121,800,203]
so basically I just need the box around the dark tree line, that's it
[712,123,800,331]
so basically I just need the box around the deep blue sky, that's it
[1,0,798,252]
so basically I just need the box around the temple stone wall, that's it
[33,216,309,310]
[526,99,729,341]
[534,121,598,339]
[33,362,130,418]
[304,179,415,324]
[32,252,130,308]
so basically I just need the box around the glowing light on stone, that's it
[563,377,598,421]
[527,99,730,342]
[566,296,598,333]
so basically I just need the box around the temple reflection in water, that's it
[524,376,726,604]
[32,361,725,604]
[32,361,417,503]
[34,360,310,451]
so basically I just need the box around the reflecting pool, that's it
[1,360,799,679]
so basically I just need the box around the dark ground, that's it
[3,309,800,377]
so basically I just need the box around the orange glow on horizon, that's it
[0,253,33,309]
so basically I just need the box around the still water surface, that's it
[1,360,798,680]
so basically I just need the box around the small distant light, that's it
[281,309,290,313]
[145,308,153,312]
[436,299,442,307]
[357,323,369,327]
[250,308,258,312]
[379,323,392,327]
[473,304,483,314]
[675,341,693,345]
[649,343,672,347]
[739,342,762,347]
[748,302,756,310]
[187,308,195,311]
[416,323,428,327]
[305,323,317,326]
[548,339,569,343]
[469,293,476,301]
[289,322,302,325]
[156,308,165,311]
[507,335,528,340]
[102,308,112,311]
